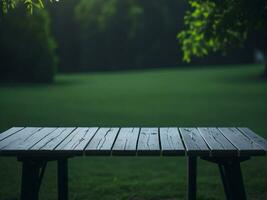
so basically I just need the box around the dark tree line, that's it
[48,0,253,73]
[0,3,57,83]
[0,0,258,82]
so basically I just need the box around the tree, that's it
[74,0,144,69]
[74,0,187,70]
[178,0,267,77]
[0,3,58,83]
[1,0,56,14]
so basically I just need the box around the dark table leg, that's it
[219,158,247,200]
[201,157,249,200]
[218,164,231,200]
[58,158,68,200]
[20,159,46,200]
[187,156,197,200]
[18,157,70,200]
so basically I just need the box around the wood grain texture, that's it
[56,127,98,154]
[31,128,76,151]
[160,127,185,155]
[13,128,57,150]
[85,128,119,155]
[219,127,265,156]
[198,128,237,156]
[0,127,266,157]
[137,128,160,155]
[179,128,210,156]
[0,127,24,142]
[112,128,140,155]
[0,127,42,151]
[238,127,267,153]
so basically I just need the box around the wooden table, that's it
[0,127,266,200]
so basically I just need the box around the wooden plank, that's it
[31,128,76,151]
[85,128,119,155]
[0,127,41,151]
[198,127,237,156]
[219,127,265,156]
[159,127,185,155]
[137,128,160,155]
[238,127,267,152]
[112,128,140,155]
[55,127,98,154]
[0,127,24,141]
[10,127,57,150]
[179,128,210,156]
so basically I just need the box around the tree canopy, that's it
[74,0,186,70]
[1,0,56,14]
[1,0,264,75]
[0,3,57,82]
[178,0,267,64]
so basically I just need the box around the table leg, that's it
[201,157,249,200]
[187,156,197,200]
[58,158,68,200]
[218,164,231,200]
[20,160,43,200]
[219,159,247,200]
[18,157,70,200]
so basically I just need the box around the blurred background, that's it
[0,0,266,200]
[0,0,260,82]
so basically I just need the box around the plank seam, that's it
[52,127,78,150]
[218,127,242,156]
[237,128,266,154]
[135,127,142,156]
[110,127,121,156]
[197,128,217,157]
[36,127,66,150]
[177,127,186,155]
[0,127,42,150]
[158,127,162,156]
[178,128,188,156]
[82,127,100,155]
[28,128,58,150]
[195,127,212,156]
[0,127,25,142]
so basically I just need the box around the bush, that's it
[0,4,57,83]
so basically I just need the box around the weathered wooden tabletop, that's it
[0,127,266,156]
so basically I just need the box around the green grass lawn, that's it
[0,64,266,200]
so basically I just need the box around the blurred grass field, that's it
[0,64,267,200]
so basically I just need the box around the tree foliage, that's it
[0,3,58,82]
[1,0,260,75]
[1,0,56,14]
[74,0,144,69]
[75,0,143,36]
[178,0,267,62]
[74,0,186,70]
